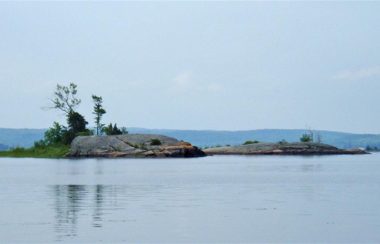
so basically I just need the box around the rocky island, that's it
[68,135,366,158]
[68,134,206,158]
[204,142,366,155]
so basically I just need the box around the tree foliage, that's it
[67,111,88,134]
[103,123,123,135]
[60,111,90,144]
[300,133,313,143]
[51,83,81,114]
[243,140,259,145]
[92,95,106,135]
[41,82,127,146]
[44,122,65,145]
[150,138,162,146]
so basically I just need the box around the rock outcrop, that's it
[204,142,367,155]
[68,134,206,158]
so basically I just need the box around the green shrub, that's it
[44,122,65,145]
[34,140,47,148]
[150,139,162,146]
[103,123,123,135]
[243,140,259,145]
[300,134,313,142]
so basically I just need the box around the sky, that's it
[0,2,379,133]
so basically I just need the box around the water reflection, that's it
[50,185,109,240]
[93,185,104,228]
[1,155,379,243]
[300,164,323,172]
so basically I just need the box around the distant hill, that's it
[1,127,380,149]
[0,143,9,151]
[0,128,45,148]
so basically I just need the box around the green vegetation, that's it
[47,83,92,145]
[0,144,70,158]
[300,133,313,143]
[243,140,259,145]
[150,139,162,146]
[0,82,129,158]
[103,123,128,135]
[92,95,106,135]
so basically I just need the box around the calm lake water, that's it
[1,154,380,243]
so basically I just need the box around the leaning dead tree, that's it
[50,83,81,115]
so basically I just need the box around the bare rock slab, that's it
[204,142,367,155]
[68,134,206,158]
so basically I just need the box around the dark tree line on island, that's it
[35,83,127,147]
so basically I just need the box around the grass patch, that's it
[0,144,70,158]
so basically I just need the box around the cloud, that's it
[332,66,380,81]
[171,71,223,93]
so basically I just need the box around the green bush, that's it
[44,122,65,145]
[243,140,259,145]
[300,134,313,142]
[150,139,162,146]
[34,140,47,148]
[103,123,123,135]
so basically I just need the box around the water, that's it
[1,154,380,243]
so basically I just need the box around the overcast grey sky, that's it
[0,2,379,133]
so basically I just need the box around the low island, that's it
[68,135,366,158]
[0,134,367,158]
[204,142,366,155]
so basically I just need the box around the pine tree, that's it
[92,95,106,135]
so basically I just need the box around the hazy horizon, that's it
[1,2,379,133]
[1,126,379,136]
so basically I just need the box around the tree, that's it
[59,111,90,144]
[102,123,122,135]
[92,95,106,135]
[47,83,90,145]
[51,83,81,115]
[300,133,313,142]
[44,122,65,145]
[67,111,88,134]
